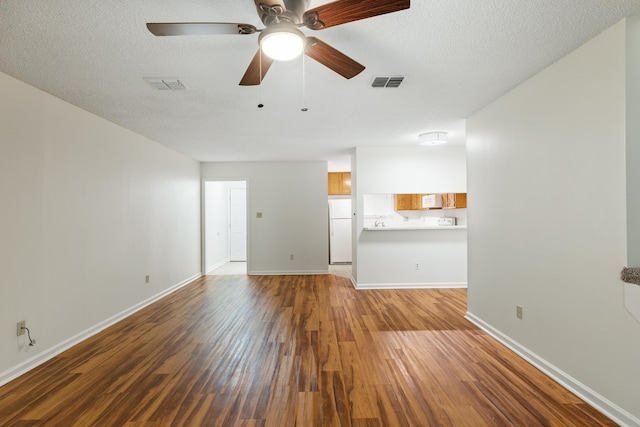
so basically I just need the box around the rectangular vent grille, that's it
[144,78,187,91]
[372,77,389,88]
[371,76,404,88]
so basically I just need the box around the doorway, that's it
[203,180,248,275]
[229,187,246,261]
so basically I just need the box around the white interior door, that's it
[229,187,247,261]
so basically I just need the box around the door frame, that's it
[229,186,247,261]
[201,178,249,275]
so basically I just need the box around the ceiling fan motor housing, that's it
[256,0,308,26]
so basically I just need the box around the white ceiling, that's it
[1,1,639,167]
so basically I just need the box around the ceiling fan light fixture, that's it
[259,25,305,61]
[419,131,448,146]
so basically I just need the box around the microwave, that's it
[421,194,442,209]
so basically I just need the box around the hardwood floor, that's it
[0,274,616,426]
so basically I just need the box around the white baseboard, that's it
[355,281,467,290]
[348,275,357,288]
[0,273,202,388]
[206,258,230,274]
[465,312,640,427]
[248,270,330,275]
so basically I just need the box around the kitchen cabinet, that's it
[394,193,467,210]
[328,172,351,195]
[442,193,467,209]
[394,194,438,210]
[394,194,421,210]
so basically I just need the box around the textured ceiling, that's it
[1,0,639,165]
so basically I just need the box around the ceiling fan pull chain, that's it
[301,54,308,112]
[258,52,264,108]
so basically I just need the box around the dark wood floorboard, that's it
[0,274,616,426]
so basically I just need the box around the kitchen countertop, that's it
[363,225,467,231]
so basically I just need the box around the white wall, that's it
[353,146,467,288]
[0,71,201,384]
[627,15,640,267]
[625,14,640,326]
[355,146,467,194]
[466,20,640,425]
[201,162,329,275]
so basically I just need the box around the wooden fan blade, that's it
[146,22,257,36]
[303,0,410,30]
[239,49,274,86]
[304,37,365,79]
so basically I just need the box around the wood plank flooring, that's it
[0,274,616,426]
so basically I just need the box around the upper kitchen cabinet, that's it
[394,194,422,210]
[328,172,351,195]
[394,193,467,210]
[394,194,442,210]
[442,193,467,209]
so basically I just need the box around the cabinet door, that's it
[340,172,351,195]
[442,193,467,209]
[442,193,454,208]
[328,172,352,195]
[413,194,425,209]
[454,193,467,208]
[394,194,414,210]
[328,173,342,195]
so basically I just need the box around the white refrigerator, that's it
[329,199,352,264]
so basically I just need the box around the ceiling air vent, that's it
[144,78,187,91]
[371,76,404,88]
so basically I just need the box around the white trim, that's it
[465,312,640,427]
[248,270,330,275]
[206,258,230,274]
[355,281,467,290]
[348,275,357,289]
[0,273,202,388]
[328,273,357,288]
[201,177,250,276]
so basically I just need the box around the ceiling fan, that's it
[146,0,410,86]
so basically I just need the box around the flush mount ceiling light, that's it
[259,25,305,61]
[419,131,448,146]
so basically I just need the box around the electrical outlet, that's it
[145,275,150,284]
[516,305,523,319]
[415,262,420,270]
[17,320,25,336]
